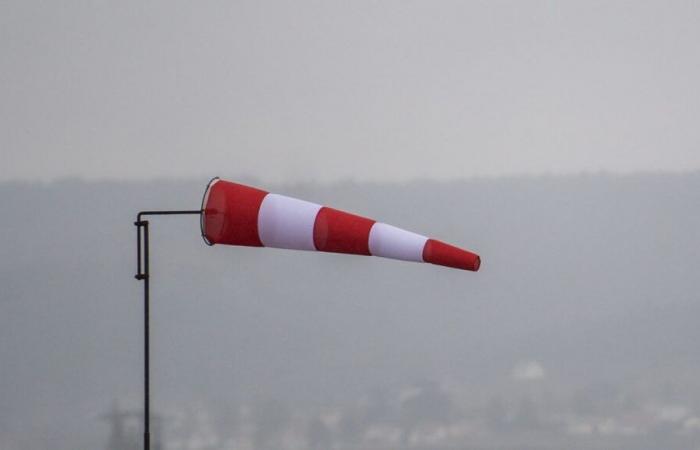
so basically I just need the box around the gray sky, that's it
[2,0,699,183]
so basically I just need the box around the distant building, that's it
[102,401,163,450]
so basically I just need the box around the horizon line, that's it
[1,168,699,187]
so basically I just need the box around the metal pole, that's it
[135,210,202,450]
[143,221,150,450]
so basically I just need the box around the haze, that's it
[2,1,700,449]
[3,1,700,183]
[2,175,699,449]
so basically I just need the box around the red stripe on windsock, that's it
[422,239,481,271]
[313,207,375,255]
[203,180,268,246]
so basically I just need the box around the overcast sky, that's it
[2,1,699,183]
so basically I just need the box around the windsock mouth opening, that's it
[200,176,220,246]
[472,255,481,272]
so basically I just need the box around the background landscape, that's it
[1,173,699,449]
[3,1,700,448]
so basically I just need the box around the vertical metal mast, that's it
[134,210,202,450]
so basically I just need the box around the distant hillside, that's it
[1,173,699,449]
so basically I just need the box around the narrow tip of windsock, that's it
[423,239,481,271]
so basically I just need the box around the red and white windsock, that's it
[200,178,481,271]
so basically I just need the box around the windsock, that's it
[200,178,480,271]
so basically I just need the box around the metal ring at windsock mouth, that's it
[200,176,220,246]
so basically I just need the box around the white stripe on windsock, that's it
[257,193,322,250]
[368,223,428,262]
